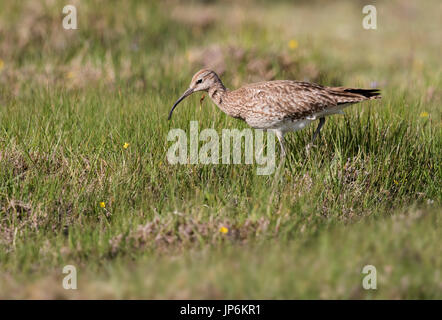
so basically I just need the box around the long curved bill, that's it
[168,88,194,120]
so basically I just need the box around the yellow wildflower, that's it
[288,39,298,50]
[66,71,75,79]
[419,111,429,118]
[413,59,423,72]
[219,226,228,234]
[123,142,130,149]
[99,202,106,208]
[0,58,4,72]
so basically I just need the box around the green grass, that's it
[0,0,441,299]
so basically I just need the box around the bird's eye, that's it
[196,79,202,84]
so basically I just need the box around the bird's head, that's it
[168,69,220,120]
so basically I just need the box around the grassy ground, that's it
[0,0,441,299]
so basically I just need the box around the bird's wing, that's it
[230,80,338,120]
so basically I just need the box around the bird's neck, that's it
[208,80,242,119]
[208,82,227,107]
[208,81,241,118]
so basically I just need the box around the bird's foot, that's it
[305,143,318,155]
[306,142,317,150]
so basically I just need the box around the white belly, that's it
[246,116,313,133]
[277,119,313,133]
[275,105,348,133]
[245,104,349,133]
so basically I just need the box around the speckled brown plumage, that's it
[169,69,381,155]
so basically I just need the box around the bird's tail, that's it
[328,87,381,105]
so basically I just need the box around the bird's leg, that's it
[312,117,325,143]
[306,117,325,153]
[274,130,286,158]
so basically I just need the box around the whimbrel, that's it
[168,69,381,155]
